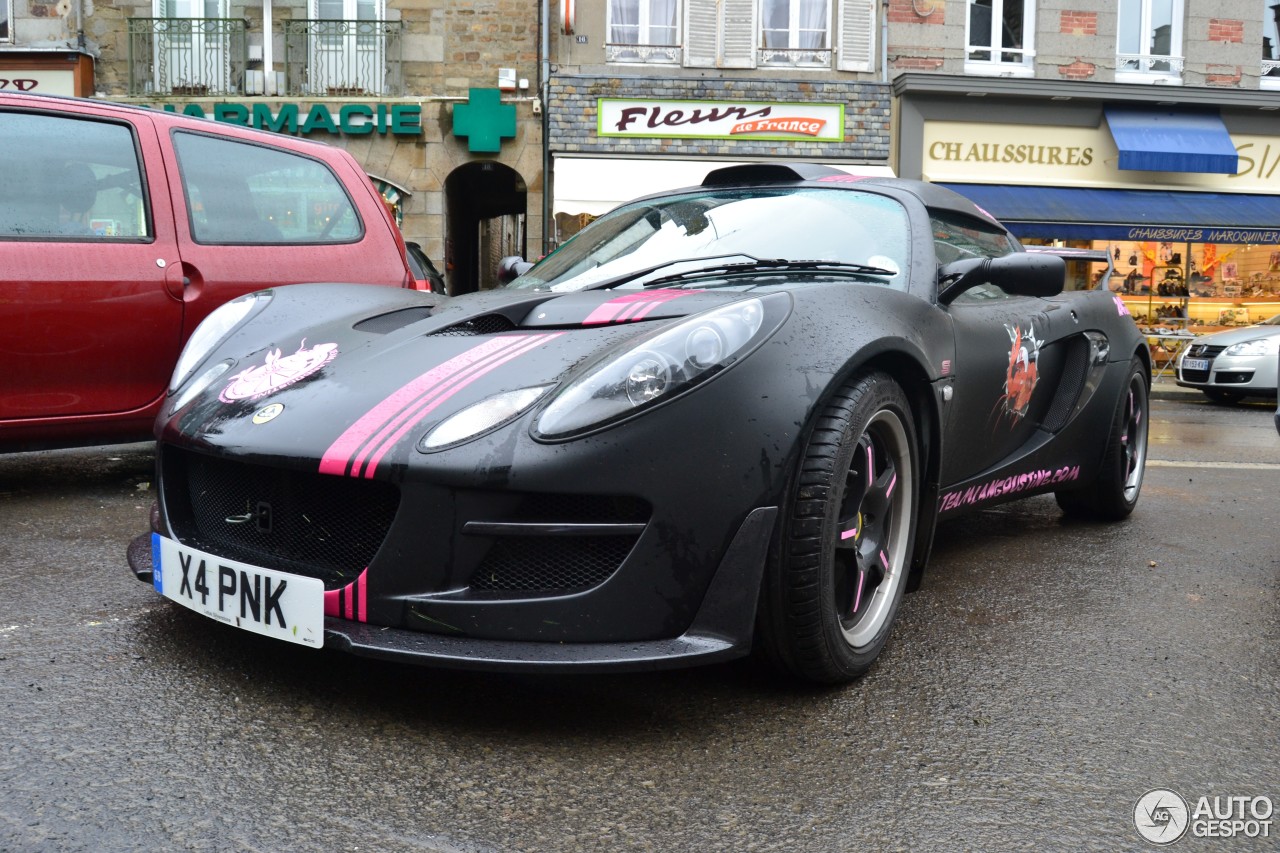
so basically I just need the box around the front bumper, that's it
[127,506,776,673]
[1175,353,1279,395]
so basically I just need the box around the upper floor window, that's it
[761,0,831,67]
[607,0,680,63]
[1,0,12,43]
[1264,0,1280,87]
[1116,0,1183,83]
[683,0,872,72]
[966,0,1034,75]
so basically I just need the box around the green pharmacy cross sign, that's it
[453,88,517,153]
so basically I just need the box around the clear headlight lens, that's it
[1225,337,1280,357]
[171,359,234,411]
[420,386,552,451]
[169,291,271,393]
[535,294,788,439]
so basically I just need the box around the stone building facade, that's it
[2,0,543,293]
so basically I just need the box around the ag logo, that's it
[1134,788,1190,845]
[252,403,285,425]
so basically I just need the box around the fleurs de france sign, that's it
[598,98,844,143]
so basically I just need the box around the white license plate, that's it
[152,534,325,648]
[1182,357,1210,371]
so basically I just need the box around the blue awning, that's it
[939,183,1280,244]
[1104,106,1238,174]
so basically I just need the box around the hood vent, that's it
[427,315,518,337]
[354,306,436,335]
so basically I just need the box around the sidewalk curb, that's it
[1150,378,1200,402]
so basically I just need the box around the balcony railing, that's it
[604,43,680,63]
[127,17,248,97]
[758,47,832,68]
[282,19,403,97]
[1117,52,1185,77]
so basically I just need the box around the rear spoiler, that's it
[1025,246,1115,291]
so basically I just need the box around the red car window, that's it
[173,130,363,245]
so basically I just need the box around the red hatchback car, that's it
[0,92,417,452]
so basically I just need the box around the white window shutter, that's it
[720,0,758,68]
[837,0,876,72]
[685,0,719,67]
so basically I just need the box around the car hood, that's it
[1193,324,1280,347]
[160,283,764,472]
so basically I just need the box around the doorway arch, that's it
[444,161,527,295]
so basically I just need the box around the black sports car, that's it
[127,164,1150,685]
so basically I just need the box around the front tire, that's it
[758,372,918,685]
[1056,358,1149,520]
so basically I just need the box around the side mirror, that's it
[497,255,534,285]
[937,253,1066,305]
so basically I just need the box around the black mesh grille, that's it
[354,306,435,335]
[1214,371,1252,384]
[470,536,638,592]
[504,494,649,523]
[164,449,399,588]
[467,493,649,593]
[1040,338,1087,432]
[428,315,518,337]
[1186,344,1226,359]
[1180,368,1210,383]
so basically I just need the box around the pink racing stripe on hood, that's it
[320,334,561,477]
[582,289,690,325]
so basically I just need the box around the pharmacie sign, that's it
[598,98,844,142]
[158,101,422,136]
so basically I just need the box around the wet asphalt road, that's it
[0,392,1277,851]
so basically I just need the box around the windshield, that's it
[511,188,911,292]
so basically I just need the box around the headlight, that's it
[170,359,234,411]
[169,291,272,393]
[419,386,552,451]
[535,294,789,439]
[1225,337,1280,357]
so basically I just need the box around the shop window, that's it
[761,0,831,67]
[174,131,362,244]
[0,113,149,240]
[1116,0,1184,84]
[607,0,680,64]
[1263,0,1280,89]
[965,0,1034,76]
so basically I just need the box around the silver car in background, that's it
[1177,315,1280,404]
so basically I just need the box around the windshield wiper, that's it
[640,258,899,287]
[570,253,763,291]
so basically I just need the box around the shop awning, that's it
[939,183,1280,244]
[1103,106,1238,174]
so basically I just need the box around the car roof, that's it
[0,91,337,152]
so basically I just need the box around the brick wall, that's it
[1058,11,1098,37]
[1207,18,1245,43]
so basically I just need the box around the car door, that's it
[936,213,1075,486]
[153,125,408,339]
[0,102,186,422]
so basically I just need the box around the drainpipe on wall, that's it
[263,0,275,95]
[540,0,551,256]
[881,0,889,83]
